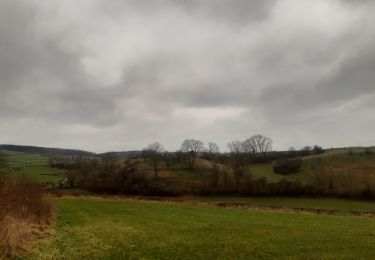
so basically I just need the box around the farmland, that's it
[31,197,375,259]
[1,147,375,259]
[2,150,65,184]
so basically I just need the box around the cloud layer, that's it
[0,0,374,152]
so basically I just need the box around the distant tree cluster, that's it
[65,157,174,196]
[287,145,324,158]
[273,158,302,175]
[180,139,205,171]
[142,142,164,178]
[66,135,375,199]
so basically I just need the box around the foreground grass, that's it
[32,198,375,259]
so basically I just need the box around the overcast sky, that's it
[1,0,375,152]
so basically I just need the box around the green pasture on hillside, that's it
[2,150,65,183]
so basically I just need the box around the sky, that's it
[1,0,375,153]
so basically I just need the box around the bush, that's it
[0,178,53,257]
[273,158,302,175]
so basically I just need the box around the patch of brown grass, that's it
[0,178,53,258]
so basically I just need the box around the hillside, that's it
[3,150,65,184]
[0,144,95,158]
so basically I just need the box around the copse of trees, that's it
[242,134,273,162]
[273,158,302,175]
[207,142,220,188]
[65,157,174,196]
[57,135,359,198]
[180,139,205,170]
[143,142,165,179]
[227,141,248,192]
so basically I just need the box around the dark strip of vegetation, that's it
[0,144,94,157]
[62,153,375,200]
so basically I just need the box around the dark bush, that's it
[273,158,302,175]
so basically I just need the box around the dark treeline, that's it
[53,135,374,199]
[62,154,375,199]
[36,135,375,199]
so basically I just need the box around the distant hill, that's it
[0,144,142,159]
[0,144,95,158]
[98,151,142,158]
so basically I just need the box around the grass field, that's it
[182,196,375,212]
[2,150,65,183]
[31,197,375,259]
[247,151,375,184]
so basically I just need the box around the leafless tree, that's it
[227,141,247,192]
[208,142,220,154]
[227,141,244,154]
[242,134,273,160]
[180,139,204,170]
[143,142,165,178]
[207,142,220,187]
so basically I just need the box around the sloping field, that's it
[32,197,375,259]
[2,150,65,183]
[247,150,375,184]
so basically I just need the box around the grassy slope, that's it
[33,198,375,259]
[247,150,375,184]
[2,150,65,183]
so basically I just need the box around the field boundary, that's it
[54,195,375,217]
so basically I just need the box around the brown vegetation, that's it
[0,178,53,258]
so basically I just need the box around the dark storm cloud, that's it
[0,0,375,151]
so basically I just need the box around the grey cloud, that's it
[259,45,375,123]
[1,0,375,151]
[101,0,276,25]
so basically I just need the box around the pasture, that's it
[32,197,375,259]
[2,150,65,184]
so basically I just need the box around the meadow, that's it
[31,197,375,259]
[3,150,65,184]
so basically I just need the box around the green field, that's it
[2,150,65,183]
[246,151,375,185]
[31,197,375,259]
[182,196,375,213]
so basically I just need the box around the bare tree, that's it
[242,134,273,160]
[143,142,165,179]
[227,141,247,192]
[227,141,244,154]
[207,142,220,187]
[180,139,204,170]
[208,142,220,154]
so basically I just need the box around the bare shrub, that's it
[313,167,375,199]
[0,178,53,257]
